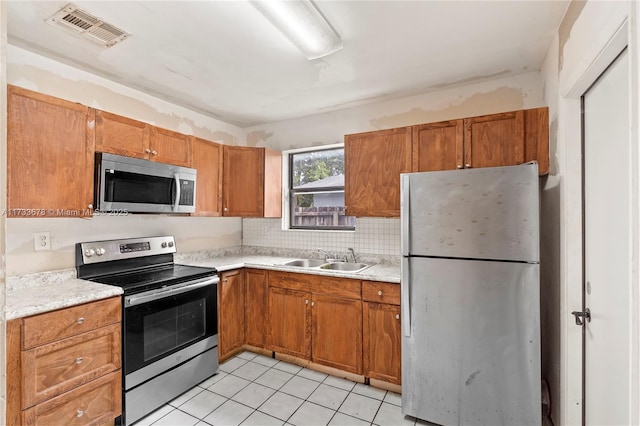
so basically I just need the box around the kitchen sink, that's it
[283,259,327,268]
[281,259,371,273]
[320,262,370,272]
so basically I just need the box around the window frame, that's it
[283,144,354,231]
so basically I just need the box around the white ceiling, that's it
[7,1,569,127]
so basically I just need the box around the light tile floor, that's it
[133,351,421,426]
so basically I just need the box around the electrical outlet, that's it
[34,232,51,251]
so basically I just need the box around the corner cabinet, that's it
[7,85,95,218]
[345,127,412,217]
[245,269,269,348]
[95,110,191,167]
[191,137,223,216]
[219,269,246,361]
[7,297,122,425]
[222,146,282,217]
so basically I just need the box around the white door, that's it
[582,48,630,425]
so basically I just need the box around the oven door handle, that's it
[173,173,181,212]
[125,276,219,307]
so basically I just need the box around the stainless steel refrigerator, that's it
[400,163,541,425]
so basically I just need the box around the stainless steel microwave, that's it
[95,153,197,214]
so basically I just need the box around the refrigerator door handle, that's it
[402,256,411,337]
[401,175,410,256]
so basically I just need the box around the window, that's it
[289,147,355,230]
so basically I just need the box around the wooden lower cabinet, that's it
[268,286,312,359]
[245,269,268,348]
[311,294,362,374]
[7,297,122,426]
[219,269,246,360]
[363,302,401,385]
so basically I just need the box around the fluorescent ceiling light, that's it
[250,0,343,60]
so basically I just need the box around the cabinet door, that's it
[345,127,412,217]
[363,302,401,384]
[245,269,268,348]
[95,110,150,159]
[191,137,222,216]
[7,86,94,217]
[150,126,191,167]
[413,120,464,172]
[219,269,246,360]
[463,110,525,169]
[222,146,265,217]
[311,294,363,374]
[268,287,311,359]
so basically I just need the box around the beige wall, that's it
[1,1,7,423]
[244,71,546,151]
[6,46,244,276]
[540,1,634,424]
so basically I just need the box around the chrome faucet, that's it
[348,248,357,263]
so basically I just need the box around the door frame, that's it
[560,8,640,425]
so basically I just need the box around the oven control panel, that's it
[77,236,177,264]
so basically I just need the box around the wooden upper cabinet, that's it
[150,126,191,167]
[412,120,464,172]
[95,110,149,160]
[95,110,191,166]
[222,146,282,217]
[524,107,549,175]
[7,86,95,217]
[345,127,412,217]
[191,137,223,216]
[463,110,525,169]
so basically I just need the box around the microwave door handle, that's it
[173,173,181,211]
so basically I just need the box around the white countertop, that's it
[6,252,400,320]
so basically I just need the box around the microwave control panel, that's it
[179,179,195,206]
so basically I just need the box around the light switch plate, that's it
[34,232,51,251]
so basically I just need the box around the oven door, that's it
[123,276,218,389]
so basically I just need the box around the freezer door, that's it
[402,163,539,262]
[401,257,540,426]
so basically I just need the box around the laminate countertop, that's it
[6,253,400,320]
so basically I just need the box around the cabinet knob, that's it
[76,410,84,418]
[395,314,400,320]
[223,279,228,283]
[77,317,85,324]
[457,165,463,169]
[305,299,309,304]
[311,301,315,306]
[145,148,151,153]
[76,357,84,364]
[377,290,382,296]
[224,207,228,212]
[152,150,157,155]
[465,163,471,168]
[87,204,93,209]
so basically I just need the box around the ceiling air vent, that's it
[46,3,130,47]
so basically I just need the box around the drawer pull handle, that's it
[377,290,383,296]
[77,317,85,324]
[396,314,400,320]
[76,357,84,364]
[76,410,84,418]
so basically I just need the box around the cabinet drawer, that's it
[311,276,361,300]
[269,270,315,291]
[22,298,121,349]
[22,323,121,409]
[362,281,400,305]
[23,370,122,426]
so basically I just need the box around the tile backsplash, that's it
[242,218,400,257]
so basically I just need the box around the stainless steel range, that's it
[76,236,219,426]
